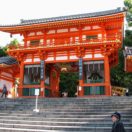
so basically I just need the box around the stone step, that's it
[1,107,132,110]
[1,98,132,101]
[1,104,132,109]
[33,108,132,112]
[1,103,131,107]
[8,103,132,106]
[0,119,132,127]
[0,123,131,132]
[1,111,131,117]
[0,97,131,132]
[1,102,132,105]
[1,99,132,103]
[2,101,132,104]
[1,109,132,114]
[0,112,131,117]
[1,97,132,102]
[0,115,131,120]
[5,108,131,111]
[10,104,132,107]
[0,127,130,132]
[0,116,130,123]
[0,115,130,119]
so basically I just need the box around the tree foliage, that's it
[124,30,132,46]
[110,48,132,91]
[59,72,78,97]
[111,30,132,94]
[124,0,132,26]
[8,38,19,48]
[0,39,19,57]
[0,46,7,57]
[110,0,132,94]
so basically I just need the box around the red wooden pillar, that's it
[43,30,46,46]
[23,33,27,48]
[79,26,82,43]
[104,55,111,96]
[50,67,60,97]
[40,80,45,97]
[18,61,24,97]
[78,80,84,97]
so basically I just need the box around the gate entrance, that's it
[59,72,78,97]
[0,8,125,97]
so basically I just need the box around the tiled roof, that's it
[0,56,18,65]
[0,7,125,27]
[21,8,125,25]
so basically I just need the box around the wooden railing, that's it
[8,37,121,50]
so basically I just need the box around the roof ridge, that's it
[0,7,126,27]
[20,7,125,24]
[0,56,18,65]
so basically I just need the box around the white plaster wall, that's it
[34,58,40,62]
[84,54,92,59]
[24,59,32,62]
[94,54,104,58]
[70,56,78,60]
[56,56,68,60]
[46,57,54,61]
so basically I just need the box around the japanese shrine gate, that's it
[0,8,125,97]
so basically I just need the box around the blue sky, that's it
[0,0,124,47]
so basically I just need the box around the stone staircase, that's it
[0,96,132,132]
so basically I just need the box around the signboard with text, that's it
[79,58,83,80]
[40,60,45,80]
[35,89,40,96]
[112,86,127,96]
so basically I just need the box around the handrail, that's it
[8,37,121,50]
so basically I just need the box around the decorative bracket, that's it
[75,47,85,58]
[38,50,47,60]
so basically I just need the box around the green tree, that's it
[110,0,132,94]
[59,72,78,97]
[8,38,19,48]
[0,38,19,57]
[0,46,7,57]
[124,30,132,46]
[111,49,132,94]
[111,50,124,86]
[124,0,132,26]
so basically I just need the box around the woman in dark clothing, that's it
[111,112,126,132]
[1,84,7,98]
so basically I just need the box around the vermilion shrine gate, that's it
[0,8,125,97]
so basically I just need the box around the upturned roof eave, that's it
[0,8,126,33]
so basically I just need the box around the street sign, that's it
[35,89,40,96]
[33,89,40,112]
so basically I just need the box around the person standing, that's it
[125,89,129,96]
[1,84,7,98]
[111,112,126,132]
